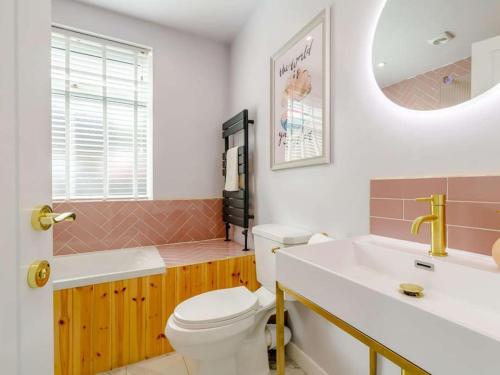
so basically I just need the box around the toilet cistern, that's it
[165,224,312,375]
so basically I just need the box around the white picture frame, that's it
[270,9,331,170]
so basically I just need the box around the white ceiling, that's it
[373,0,500,87]
[70,0,259,43]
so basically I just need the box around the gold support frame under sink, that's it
[275,282,430,375]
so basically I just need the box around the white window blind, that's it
[51,27,152,200]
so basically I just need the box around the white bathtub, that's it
[52,246,166,290]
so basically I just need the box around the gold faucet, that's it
[410,194,447,257]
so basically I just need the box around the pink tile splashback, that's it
[53,199,226,255]
[370,178,447,199]
[448,176,500,202]
[370,176,500,256]
[370,199,403,219]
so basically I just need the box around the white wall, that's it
[229,0,500,373]
[52,0,229,200]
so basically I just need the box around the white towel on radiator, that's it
[224,146,239,191]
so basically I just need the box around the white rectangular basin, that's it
[277,235,500,374]
[52,246,166,290]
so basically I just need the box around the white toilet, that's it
[165,224,311,375]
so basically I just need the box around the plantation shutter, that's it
[51,27,152,200]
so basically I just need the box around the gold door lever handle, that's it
[31,205,76,231]
[40,211,76,225]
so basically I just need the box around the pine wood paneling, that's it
[72,286,93,375]
[241,255,258,290]
[161,267,176,353]
[111,280,130,368]
[203,261,218,292]
[229,257,242,287]
[216,257,230,289]
[248,256,258,289]
[145,274,164,358]
[92,283,111,372]
[54,289,72,375]
[129,277,146,363]
[53,254,259,374]
[175,265,191,305]
[189,263,204,297]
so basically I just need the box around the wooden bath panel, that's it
[54,254,259,375]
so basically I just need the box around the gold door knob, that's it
[31,204,76,231]
[27,260,51,288]
[271,246,281,254]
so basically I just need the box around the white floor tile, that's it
[98,367,127,375]
[101,352,306,375]
[270,358,306,375]
[271,369,306,375]
[183,356,197,375]
[126,353,188,375]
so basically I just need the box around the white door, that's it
[471,34,500,97]
[0,0,53,374]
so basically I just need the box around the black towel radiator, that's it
[222,109,254,251]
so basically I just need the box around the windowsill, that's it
[52,197,153,203]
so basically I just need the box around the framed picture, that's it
[270,9,330,170]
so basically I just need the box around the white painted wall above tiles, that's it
[230,0,500,243]
[229,0,500,373]
[52,0,230,200]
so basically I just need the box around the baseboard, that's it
[286,342,328,375]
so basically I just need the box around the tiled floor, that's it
[270,360,306,375]
[100,352,306,375]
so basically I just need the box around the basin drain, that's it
[399,283,424,298]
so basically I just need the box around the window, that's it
[284,100,323,161]
[51,27,152,200]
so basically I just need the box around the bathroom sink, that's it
[277,235,500,374]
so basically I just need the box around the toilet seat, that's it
[165,224,309,375]
[173,286,259,329]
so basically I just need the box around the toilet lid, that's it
[173,286,259,327]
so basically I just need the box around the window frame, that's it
[51,25,153,201]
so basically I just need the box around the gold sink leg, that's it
[370,348,378,375]
[402,369,414,375]
[276,282,286,375]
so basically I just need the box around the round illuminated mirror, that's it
[373,0,500,110]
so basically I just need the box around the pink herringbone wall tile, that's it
[382,58,471,111]
[370,175,500,256]
[53,199,225,255]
